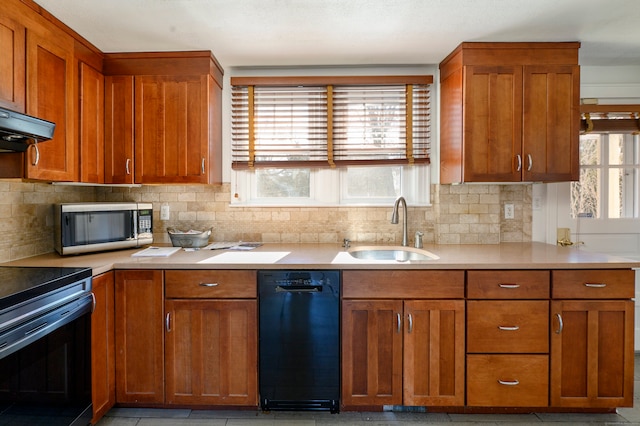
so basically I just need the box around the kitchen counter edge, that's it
[1,242,639,276]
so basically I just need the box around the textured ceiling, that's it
[34,0,640,68]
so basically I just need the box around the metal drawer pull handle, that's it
[91,293,97,314]
[527,154,533,171]
[499,283,520,289]
[396,313,401,334]
[201,157,205,174]
[408,313,413,334]
[165,312,171,332]
[498,379,520,386]
[125,158,131,175]
[498,325,520,331]
[516,154,522,172]
[555,313,563,334]
[584,283,606,288]
[200,282,219,287]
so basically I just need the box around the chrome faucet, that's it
[391,196,408,247]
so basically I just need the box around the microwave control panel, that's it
[138,209,153,233]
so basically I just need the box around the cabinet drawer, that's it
[165,270,257,298]
[342,270,464,299]
[467,270,549,299]
[552,270,635,299]
[467,354,548,407]
[467,301,548,353]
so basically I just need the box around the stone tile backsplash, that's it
[0,180,532,262]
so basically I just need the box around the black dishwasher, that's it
[258,270,340,413]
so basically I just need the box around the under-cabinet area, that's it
[91,265,635,423]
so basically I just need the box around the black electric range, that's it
[0,266,92,310]
[0,266,94,426]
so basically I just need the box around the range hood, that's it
[0,106,55,152]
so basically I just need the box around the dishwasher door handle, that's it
[275,285,322,293]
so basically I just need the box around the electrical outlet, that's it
[504,203,515,219]
[160,204,170,220]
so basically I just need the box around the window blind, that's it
[231,77,431,169]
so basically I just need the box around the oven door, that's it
[0,294,93,426]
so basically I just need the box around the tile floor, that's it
[96,356,640,426]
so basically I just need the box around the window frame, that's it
[569,132,640,232]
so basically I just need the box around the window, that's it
[571,106,640,219]
[230,76,432,206]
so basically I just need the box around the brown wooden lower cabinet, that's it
[403,300,465,406]
[165,299,258,406]
[550,299,634,408]
[115,269,165,404]
[341,299,403,407]
[341,299,465,407]
[91,271,115,423]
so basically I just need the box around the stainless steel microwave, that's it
[55,202,153,255]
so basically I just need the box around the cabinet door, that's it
[104,75,135,184]
[25,30,76,181]
[551,300,634,408]
[91,272,115,424]
[463,65,523,182]
[0,14,25,112]
[115,270,164,404]
[403,300,465,406]
[341,300,403,407]
[135,75,209,184]
[523,65,580,182]
[165,299,258,406]
[79,62,104,183]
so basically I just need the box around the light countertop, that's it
[2,242,639,276]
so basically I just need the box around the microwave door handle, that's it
[132,210,137,237]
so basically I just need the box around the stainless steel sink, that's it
[347,245,439,262]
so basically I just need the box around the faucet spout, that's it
[391,196,408,247]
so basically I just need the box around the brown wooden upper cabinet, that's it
[25,26,77,181]
[439,42,580,184]
[104,51,223,184]
[0,14,26,112]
